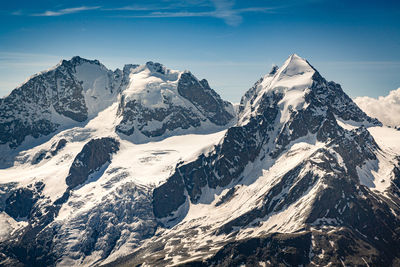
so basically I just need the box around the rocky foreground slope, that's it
[0,55,400,267]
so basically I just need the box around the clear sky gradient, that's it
[0,0,399,102]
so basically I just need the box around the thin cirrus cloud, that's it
[31,6,101,17]
[119,8,272,26]
[115,7,275,26]
[12,0,275,25]
[113,0,276,26]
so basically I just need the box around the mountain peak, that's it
[278,53,315,77]
[59,56,101,68]
[239,54,380,129]
[145,61,166,74]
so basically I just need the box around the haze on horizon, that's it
[0,0,399,102]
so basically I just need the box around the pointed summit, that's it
[278,53,315,77]
[239,54,380,128]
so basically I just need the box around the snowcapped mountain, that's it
[0,56,119,149]
[0,54,400,267]
[0,56,235,266]
[0,57,234,149]
[137,54,399,266]
[115,61,234,141]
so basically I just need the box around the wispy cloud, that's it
[14,0,276,25]
[11,10,23,16]
[115,1,275,26]
[32,6,101,17]
[102,6,171,11]
[119,7,272,26]
[103,0,212,11]
[211,0,241,26]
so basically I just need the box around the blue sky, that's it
[0,0,399,102]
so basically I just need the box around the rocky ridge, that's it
[0,57,235,150]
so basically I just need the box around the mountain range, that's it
[0,54,399,267]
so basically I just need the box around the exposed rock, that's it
[183,232,312,267]
[0,56,122,149]
[5,188,35,219]
[2,182,44,220]
[115,63,235,139]
[177,72,234,126]
[66,137,120,189]
[32,139,68,165]
[50,139,67,156]
[152,171,186,218]
[116,97,202,137]
[215,186,236,207]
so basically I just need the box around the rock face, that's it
[32,138,68,165]
[0,56,119,148]
[52,182,157,266]
[185,233,313,267]
[0,182,44,221]
[5,188,35,219]
[66,137,120,189]
[116,96,203,137]
[177,72,233,126]
[115,62,235,138]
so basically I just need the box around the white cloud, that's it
[32,6,101,17]
[354,88,400,127]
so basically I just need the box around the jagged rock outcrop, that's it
[0,56,119,148]
[32,138,67,165]
[66,137,120,189]
[177,72,233,126]
[115,62,234,138]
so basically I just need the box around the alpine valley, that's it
[0,54,399,267]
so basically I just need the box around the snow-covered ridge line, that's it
[0,56,235,150]
[239,53,380,127]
